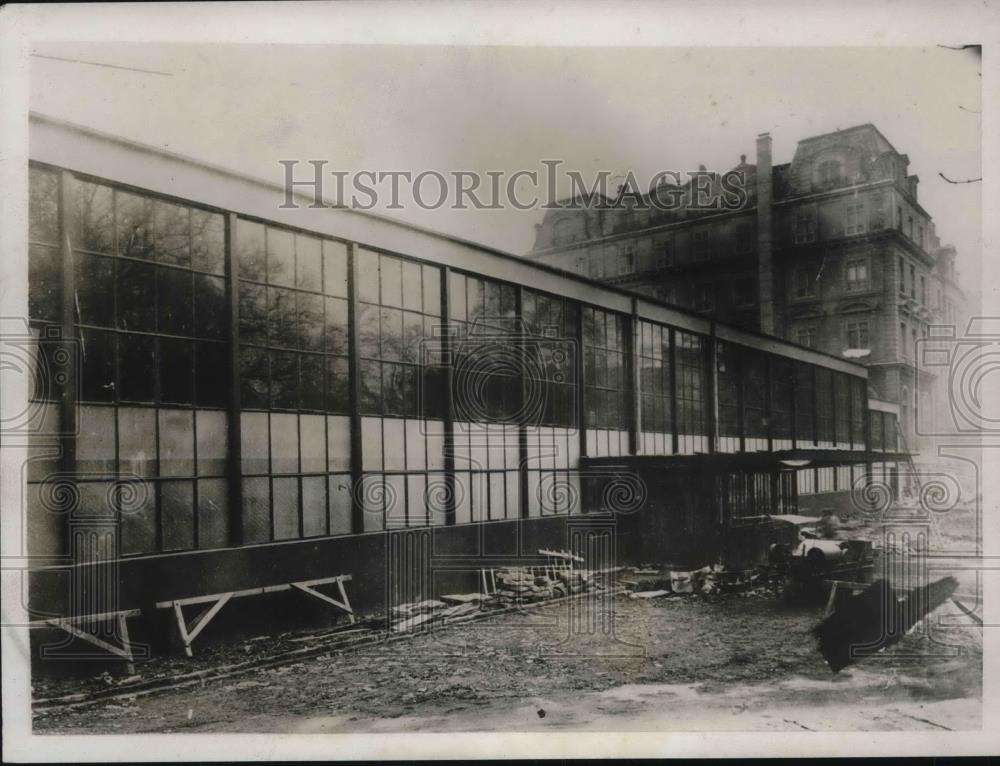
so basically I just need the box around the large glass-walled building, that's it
[21,114,905,634]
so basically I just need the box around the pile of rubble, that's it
[492,567,598,605]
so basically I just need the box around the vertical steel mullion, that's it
[669,327,678,454]
[706,322,718,454]
[625,301,638,456]
[764,354,774,452]
[811,366,819,446]
[440,266,455,526]
[517,287,529,520]
[347,243,364,534]
[224,213,244,546]
[575,302,586,459]
[58,171,77,559]
[735,346,745,453]
[789,362,798,451]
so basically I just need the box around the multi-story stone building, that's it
[528,124,967,452]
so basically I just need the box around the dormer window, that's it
[817,159,842,186]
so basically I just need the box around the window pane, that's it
[297,292,324,351]
[154,201,191,267]
[161,480,195,551]
[300,414,326,473]
[272,477,300,540]
[268,286,298,348]
[327,414,350,471]
[75,480,115,523]
[266,227,295,287]
[407,474,427,527]
[159,337,194,404]
[328,474,352,535]
[299,352,325,411]
[120,482,157,555]
[359,359,381,413]
[380,307,403,361]
[76,405,115,472]
[194,274,227,341]
[29,168,60,245]
[196,409,228,475]
[385,474,406,527]
[467,278,483,322]
[157,266,193,336]
[402,261,422,311]
[357,249,380,303]
[449,272,466,321]
[79,329,116,402]
[239,345,269,409]
[197,478,229,549]
[361,474,385,531]
[241,476,270,544]
[236,219,266,281]
[117,259,157,332]
[358,303,379,358]
[118,407,156,477]
[29,245,61,323]
[158,409,195,476]
[240,412,269,474]
[195,340,229,408]
[405,419,426,470]
[116,191,154,260]
[323,240,348,297]
[118,333,155,402]
[381,362,406,416]
[402,311,423,363]
[361,416,383,470]
[191,209,225,275]
[302,476,326,537]
[296,235,322,290]
[74,253,114,327]
[423,264,441,315]
[238,281,268,345]
[73,181,113,254]
[326,356,350,414]
[382,418,405,470]
[324,297,348,355]
[269,350,298,409]
[270,412,299,473]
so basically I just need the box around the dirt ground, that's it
[33,585,982,733]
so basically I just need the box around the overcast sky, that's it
[30,43,982,291]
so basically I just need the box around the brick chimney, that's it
[756,132,775,335]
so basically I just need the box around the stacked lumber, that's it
[389,597,481,632]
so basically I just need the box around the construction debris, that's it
[812,576,958,672]
[669,565,722,595]
[628,590,671,600]
[439,593,484,605]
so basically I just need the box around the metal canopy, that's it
[582,448,912,471]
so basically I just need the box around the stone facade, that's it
[527,124,967,451]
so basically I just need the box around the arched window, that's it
[817,159,842,187]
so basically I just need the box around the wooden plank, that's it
[29,608,141,626]
[47,620,132,661]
